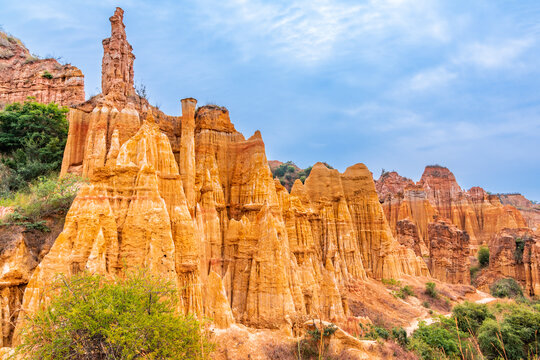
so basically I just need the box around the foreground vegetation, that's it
[16,271,214,359]
[0,99,68,194]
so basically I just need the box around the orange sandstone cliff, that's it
[0,32,84,107]
[6,8,434,347]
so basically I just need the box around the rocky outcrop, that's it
[6,8,436,344]
[428,220,471,284]
[483,228,540,296]
[0,221,63,347]
[0,32,84,107]
[377,166,527,249]
[498,194,540,230]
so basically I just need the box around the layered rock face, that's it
[377,166,527,249]
[8,8,436,344]
[376,167,530,285]
[0,222,63,347]
[428,221,471,284]
[0,32,84,107]
[498,193,540,230]
[483,228,540,296]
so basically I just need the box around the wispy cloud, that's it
[453,38,534,69]
[408,66,457,91]
[193,0,449,65]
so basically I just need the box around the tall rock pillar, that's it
[101,7,135,102]
[180,98,197,210]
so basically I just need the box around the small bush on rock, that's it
[490,278,523,299]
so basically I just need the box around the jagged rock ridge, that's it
[6,7,430,345]
[376,167,529,285]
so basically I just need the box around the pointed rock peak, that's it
[290,178,304,192]
[249,130,262,141]
[343,163,370,177]
[101,7,135,102]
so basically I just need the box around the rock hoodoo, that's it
[0,32,84,107]
[7,7,434,344]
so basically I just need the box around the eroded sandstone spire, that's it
[101,7,135,102]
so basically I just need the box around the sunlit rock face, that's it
[498,193,540,230]
[377,166,527,250]
[428,220,471,284]
[479,228,540,296]
[0,32,84,107]
[5,7,438,344]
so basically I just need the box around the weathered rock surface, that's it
[498,193,540,230]
[377,166,527,250]
[0,32,84,107]
[428,220,471,284]
[477,228,540,296]
[7,8,436,346]
[0,221,63,347]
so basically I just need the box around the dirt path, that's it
[405,290,496,336]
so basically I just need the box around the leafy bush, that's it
[16,270,214,359]
[490,278,523,299]
[392,327,408,347]
[477,302,540,360]
[41,70,53,79]
[361,323,389,340]
[425,282,438,298]
[470,265,481,280]
[452,301,494,335]
[422,301,431,308]
[478,245,490,267]
[395,285,415,299]
[410,317,479,360]
[410,321,458,359]
[0,100,68,192]
[514,238,525,264]
[297,322,337,359]
[1,173,83,230]
[382,278,401,286]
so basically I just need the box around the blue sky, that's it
[1,0,539,200]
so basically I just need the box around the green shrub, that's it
[0,100,69,192]
[514,238,525,264]
[392,327,408,347]
[422,301,431,308]
[452,301,494,335]
[478,245,490,267]
[425,282,438,298]
[41,70,53,79]
[16,270,214,359]
[1,173,83,230]
[411,321,458,357]
[478,318,524,360]
[297,322,337,359]
[395,285,415,299]
[382,278,401,286]
[470,265,481,280]
[490,278,523,299]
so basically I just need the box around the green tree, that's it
[16,270,214,359]
[452,301,494,335]
[0,100,68,191]
[478,245,490,268]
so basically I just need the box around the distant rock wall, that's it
[0,32,84,107]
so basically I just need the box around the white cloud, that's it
[454,38,534,69]
[193,0,449,65]
[408,66,456,91]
